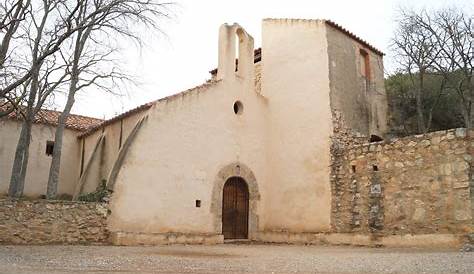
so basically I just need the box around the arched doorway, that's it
[222,177,249,239]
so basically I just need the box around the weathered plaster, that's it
[79,110,147,195]
[326,24,388,138]
[0,119,80,197]
[261,19,333,232]
[2,20,470,248]
[106,24,268,239]
[111,231,223,245]
[73,133,105,199]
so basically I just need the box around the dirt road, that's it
[0,244,472,273]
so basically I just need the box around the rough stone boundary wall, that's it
[0,199,109,244]
[331,128,473,237]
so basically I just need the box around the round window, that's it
[233,101,243,115]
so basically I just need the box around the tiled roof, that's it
[324,20,384,56]
[77,102,154,137]
[262,18,384,56]
[78,80,221,138]
[0,104,103,131]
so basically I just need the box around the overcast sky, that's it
[64,0,471,119]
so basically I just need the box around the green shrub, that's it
[78,180,110,202]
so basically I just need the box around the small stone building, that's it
[0,19,472,247]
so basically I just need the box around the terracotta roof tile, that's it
[262,18,384,55]
[324,20,384,56]
[0,104,103,131]
[78,80,221,138]
[77,102,154,138]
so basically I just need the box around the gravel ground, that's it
[0,244,472,274]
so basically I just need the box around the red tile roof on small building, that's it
[0,104,103,132]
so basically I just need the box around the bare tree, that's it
[391,7,473,133]
[0,0,30,68]
[7,0,87,197]
[8,0,58,197]
[0,0,168,116]
[392,9,443,133]
[45,0,172,198]
[0,0,81,116]
[8,53,69,197]
[0,0,31,116]
[435,10,473,128]
[4,0,171,198]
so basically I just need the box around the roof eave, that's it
[324,20,385,56]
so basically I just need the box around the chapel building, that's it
[0,19,389,244]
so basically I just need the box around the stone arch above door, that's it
[211,162,260,239]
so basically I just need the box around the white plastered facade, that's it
[102,19,387,244]
[0,19,388,244]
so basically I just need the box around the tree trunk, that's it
[46,85,76,199]
[46,23,91,199]
[465,99,472,129]
[8,120,32,197]
[16,121,31,197]
[468,78,473,129]
[416,72,426,133]
[8,69,39,197]
[46,30,84,198]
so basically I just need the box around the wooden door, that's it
[222,177,249,239]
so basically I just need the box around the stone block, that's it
[454,210,470,221]
[447,133,455,140]
[453,161,469,172]
[463,154,472,162]
[419,140,431,147]
[431,136,441,145]
[440,164,452,175]
[0,199,109,245]
[455,128,466,138]
[412,207,426,222]
[370,184,381,195]
[407,141,417,147]
[332,128,472,238]
[394,162,404,168]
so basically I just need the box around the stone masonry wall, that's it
[331,128,473,237]
[0,199,109,244]
[330,110,368,231]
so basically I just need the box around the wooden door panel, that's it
[222,177,249,239]
[235,185,248,238]
[222,182,236,239]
